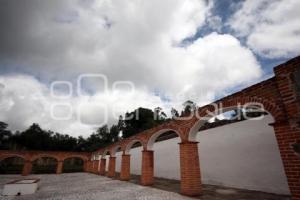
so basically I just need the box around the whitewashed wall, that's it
[115,145,142,175]
[115,115,290,195]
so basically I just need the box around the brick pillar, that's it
[56,160,63,174]
[99,158,106,175]
[86,160,92,172]
[83,161,88,172]
[89,160,94,173]
[274,58,300,122]
[93,160,98,174]
[120,154,130,181]
[179,141,202,196]
[97,159,101,173]
[273,55,300,200]
[91,160,95,173]
[22,160,32,176]
[141,150,154,185]
[272,122,300,200]
[108,157,116,178]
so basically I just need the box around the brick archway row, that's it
[88,57,300,199]
[0,150,91,175]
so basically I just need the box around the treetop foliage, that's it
[0,104,188,152]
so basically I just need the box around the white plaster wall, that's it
[116,151,122,172]
[114,115,290,195]
[197,115,290,195]
[153,137,181,180]
[105,155,109,171]
[115,146,142,175]
[129,146,142,175]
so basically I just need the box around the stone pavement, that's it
[0,173,195,200]
[0,173,290,200]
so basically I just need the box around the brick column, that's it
[272,121,300,200]
[120,154,130,181]
[91,160,94,173]
[83,161,88,172]
[108,157,116,178]
[86,160,92,172]
[273,55,300,200]
[141,150,154,185]
[89,160,94,173]
[97,159,101,173]
[179,141,202,196]
[91,160,95,173]
[56,160,63,174]
[22,160,32,176]
[99,158,106,175]
[93,160,98,174]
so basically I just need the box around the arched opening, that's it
[146,129,181,192]
[0,156,24,174]
[32,157,58,174]
[189,104,270,141]
[63,157,84,173]
[111,145,122,157]
[112,146,122,176]
[188,105,290,196]
[124,140,143,154]
[147,129,180,150]
[124,140,143,183]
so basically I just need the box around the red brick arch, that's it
[146,128,181,150]
[0,150,91,176]
[94,57,300,199]
[103,121,187,155]
[30,154,60,162]
[110,145,122,157]
[124,139,145,154]
[101,149,111,158]
[188,95,284,141]
[0,154,26,161]
[62,155,89,161]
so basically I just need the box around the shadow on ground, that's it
[113,173,290,200]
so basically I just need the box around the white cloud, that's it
[0,0,263,137]
[0,75,170,137]
[228,0,300,58]
[0,32,262,136]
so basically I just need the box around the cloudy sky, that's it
[0,0,299,137]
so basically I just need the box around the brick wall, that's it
[93,56,300,198]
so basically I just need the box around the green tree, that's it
[154,107,167,121]
[110,125,120,143]
[96,125,110,143]
[171,108,179,119]
[181,100,196,116]
[0,122,12,150]
[15,123,52,150]
[122,108,153,138]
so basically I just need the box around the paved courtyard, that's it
[0,173,290,200]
